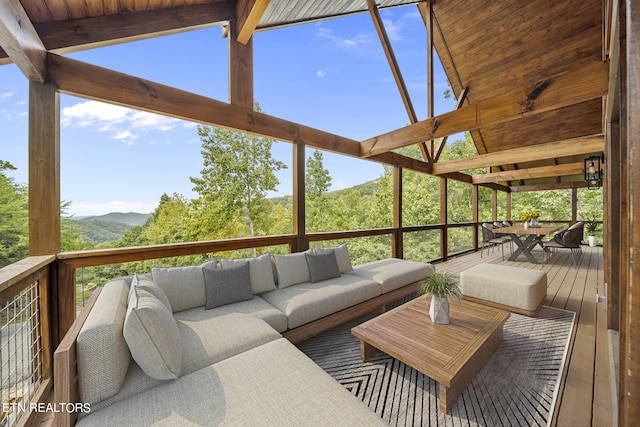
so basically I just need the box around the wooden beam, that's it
[471,162,585,185]
[46,53,432,176]
[26,3,234,56]
[236,0,270,45]
[47,53,361,156]
[361,61,609,157]
[509,180,590,192]
[432,136,605,175]
[0,0,46,82]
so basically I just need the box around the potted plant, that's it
[418,272,461,324]
[585,217,599,247]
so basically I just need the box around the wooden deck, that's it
[434,244,610,427]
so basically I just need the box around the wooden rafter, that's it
[360,61,609,157]
[0,0,46,81]
[471,162,585,185]
[432,136,604,175]
[367,0,431,162]
[236,0,270,45]
[0,2,235,64]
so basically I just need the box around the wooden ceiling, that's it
[0,0,608,190]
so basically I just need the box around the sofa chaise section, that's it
[76,338,387,427]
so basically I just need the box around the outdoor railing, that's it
[0,256,55,427]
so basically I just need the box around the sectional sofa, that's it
[54,245,435,426]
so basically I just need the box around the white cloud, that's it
[316,26,374,49]
[0,91,15,100]
[67,200,157,216]
[316,70,327,78]
[61,100,188,143]
[383,18,402,41]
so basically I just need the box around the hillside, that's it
[71,212,151,243]
[78,212,151,226]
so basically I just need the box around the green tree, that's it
[306,150,331,197]
[0,161,28,267]
[190,106,287,253]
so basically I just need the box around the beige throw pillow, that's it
[124,285,182,380]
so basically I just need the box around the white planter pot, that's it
[429,297,450,324]
[588,235,596,247]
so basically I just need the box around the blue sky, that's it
[0,5,455,216]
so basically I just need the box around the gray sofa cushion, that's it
[314,243,353,273]
[175,313,281,375]
[350,258,435,293]
[175,296,288,333]
[221,253,277,294]
[305,251,340,283]
[124,285,182,380]
[75,338,387,427]
[203,262,253,309]
[260,274,381,329]
[76,279,131,406]
[273,252,311,289]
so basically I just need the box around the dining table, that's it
[493,225,563,264]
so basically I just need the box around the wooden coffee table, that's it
[351,297,510,413]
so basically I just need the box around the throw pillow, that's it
[314,243,353,273]
[131,274,172,312]
[220,253,277,294]
[305,251,341,283]
[151,265,206,313]
[203,262,253,310]
[124,286,182,380]
[273,252,311,289]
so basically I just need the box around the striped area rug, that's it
[298,305,575,427]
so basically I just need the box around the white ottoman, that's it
[459,263,547,316]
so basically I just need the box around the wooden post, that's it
[228,20,253,108]
[472,185,479,249]
[491,188,497,221]
[440,177,448,260]
[506,190,512,220]
[393,166,403,258]
[623,0,640,422]
[571,188,578,223]
[292,141,307,252]
[28,80,60,256]
[605,121,620,331]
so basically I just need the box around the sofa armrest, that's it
[53,289,101,427]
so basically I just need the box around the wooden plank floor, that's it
[434,244,610,427]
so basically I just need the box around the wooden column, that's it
[228,20,253,108]
[605,121,621,331]
[392,166,403,258]
[28,80,66,343]
[571,188,578,223]
[440,177,448,260]
[472,185,479,249]
[491,189,497,221]
[292,141,307,252]
[28,80,60,255]
[506,191,512,220]
[623,0,640,423]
